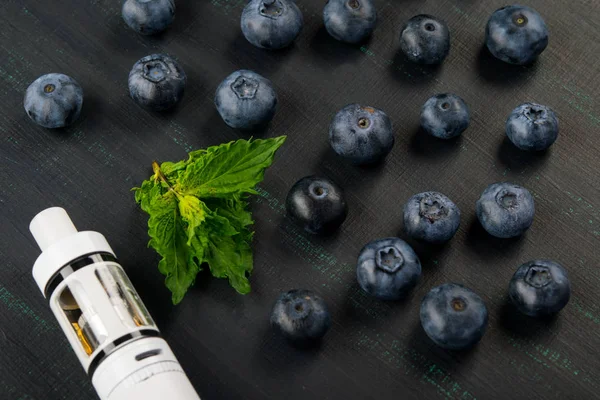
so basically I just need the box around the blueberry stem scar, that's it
[513,14,528,26]
[358,117,370,128]
[376,246,403,273]
[525,265,553,288]
[451,298,466,311]
[348,0,360,9]
[260,0,283,17]
[231,76,259,100]
[496,190,518,209]
[44,84,55,93]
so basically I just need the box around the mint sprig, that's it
[134,137,286,304]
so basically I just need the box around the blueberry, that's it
[323,0,377,44]
[329,104,394,165]
[420,94,470,139]
[24,73,83,129]
[214,70,278,130]
[286,176,348,235]
[122,0,175,35]
[506,103,558,151]
[356,238,421,300]
[486,5,548,65]
[128,54,186,111]
[399,15,450,65]
[241,0,303,50]
[403,192,461,243]
[271,289,331,345]
[509,260,570,317]
[476,182,535,238]
[420,283,488,350]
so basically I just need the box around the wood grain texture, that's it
[1,0,599,399]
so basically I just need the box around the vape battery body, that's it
[30,208,200,400]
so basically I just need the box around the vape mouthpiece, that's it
[30,207,114,295]
[30,207,78,252]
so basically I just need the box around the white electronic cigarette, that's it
[29,207,201,400]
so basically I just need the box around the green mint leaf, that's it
[145,191,204,305]
[204,197,254,234]
[161,159,189,181]
[205,228,253,294]
[178,136,286,198]
[178,195,208,246]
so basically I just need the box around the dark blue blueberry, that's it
[421,94,470,139]
[476,182,535,238]
[323,0,377,44]
[403,192,461,243]
[486,5,548,65]
[122,0,175,35]
[241,0,303,50]
[214,70,277,130]
[356,238,421,300]
[128,54,186,111]
[420,283,488,350]
[509,260,570,317]
[399,15,450,65]
[329,104,394,165]
[271,289,331,345]
[286,176,348,235]
[506,103,558,151]
[24,73,83,129]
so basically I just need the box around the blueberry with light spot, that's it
[403,192,461,243]
[421,94,470,139]
[509,260,570,317]
[122,0,175,36]
[329,104,394,165]
[476,182,535,238]
[286,176,348,235]
[506,103,558,151]
[24,73,83,129]
[271,289,331,345]
[323,0,377,44]
[241,0,303,50]
[215,70,278,130]
[420,283,488,350]
[356,237,422,300]
[399,14,450,65]
[486,5,548,65]
[128,54,186,111]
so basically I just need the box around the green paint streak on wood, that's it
[506,336,598,388]
[0,285,55,334]
[87,140,116,167]
[210,0,247,16]
[168,121,194,153]
[572,298,600,325]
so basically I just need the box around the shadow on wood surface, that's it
[498,298,560,339]
[389,51,442,86]
[476,44,539,85]
[408,126,463,160]
[497,137,551,174]
[464,217,526,260]
[309,26,368,66]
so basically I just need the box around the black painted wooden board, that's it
[1,0,599,399]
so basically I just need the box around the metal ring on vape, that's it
[87,329,161,378]
[44,253,117,298]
